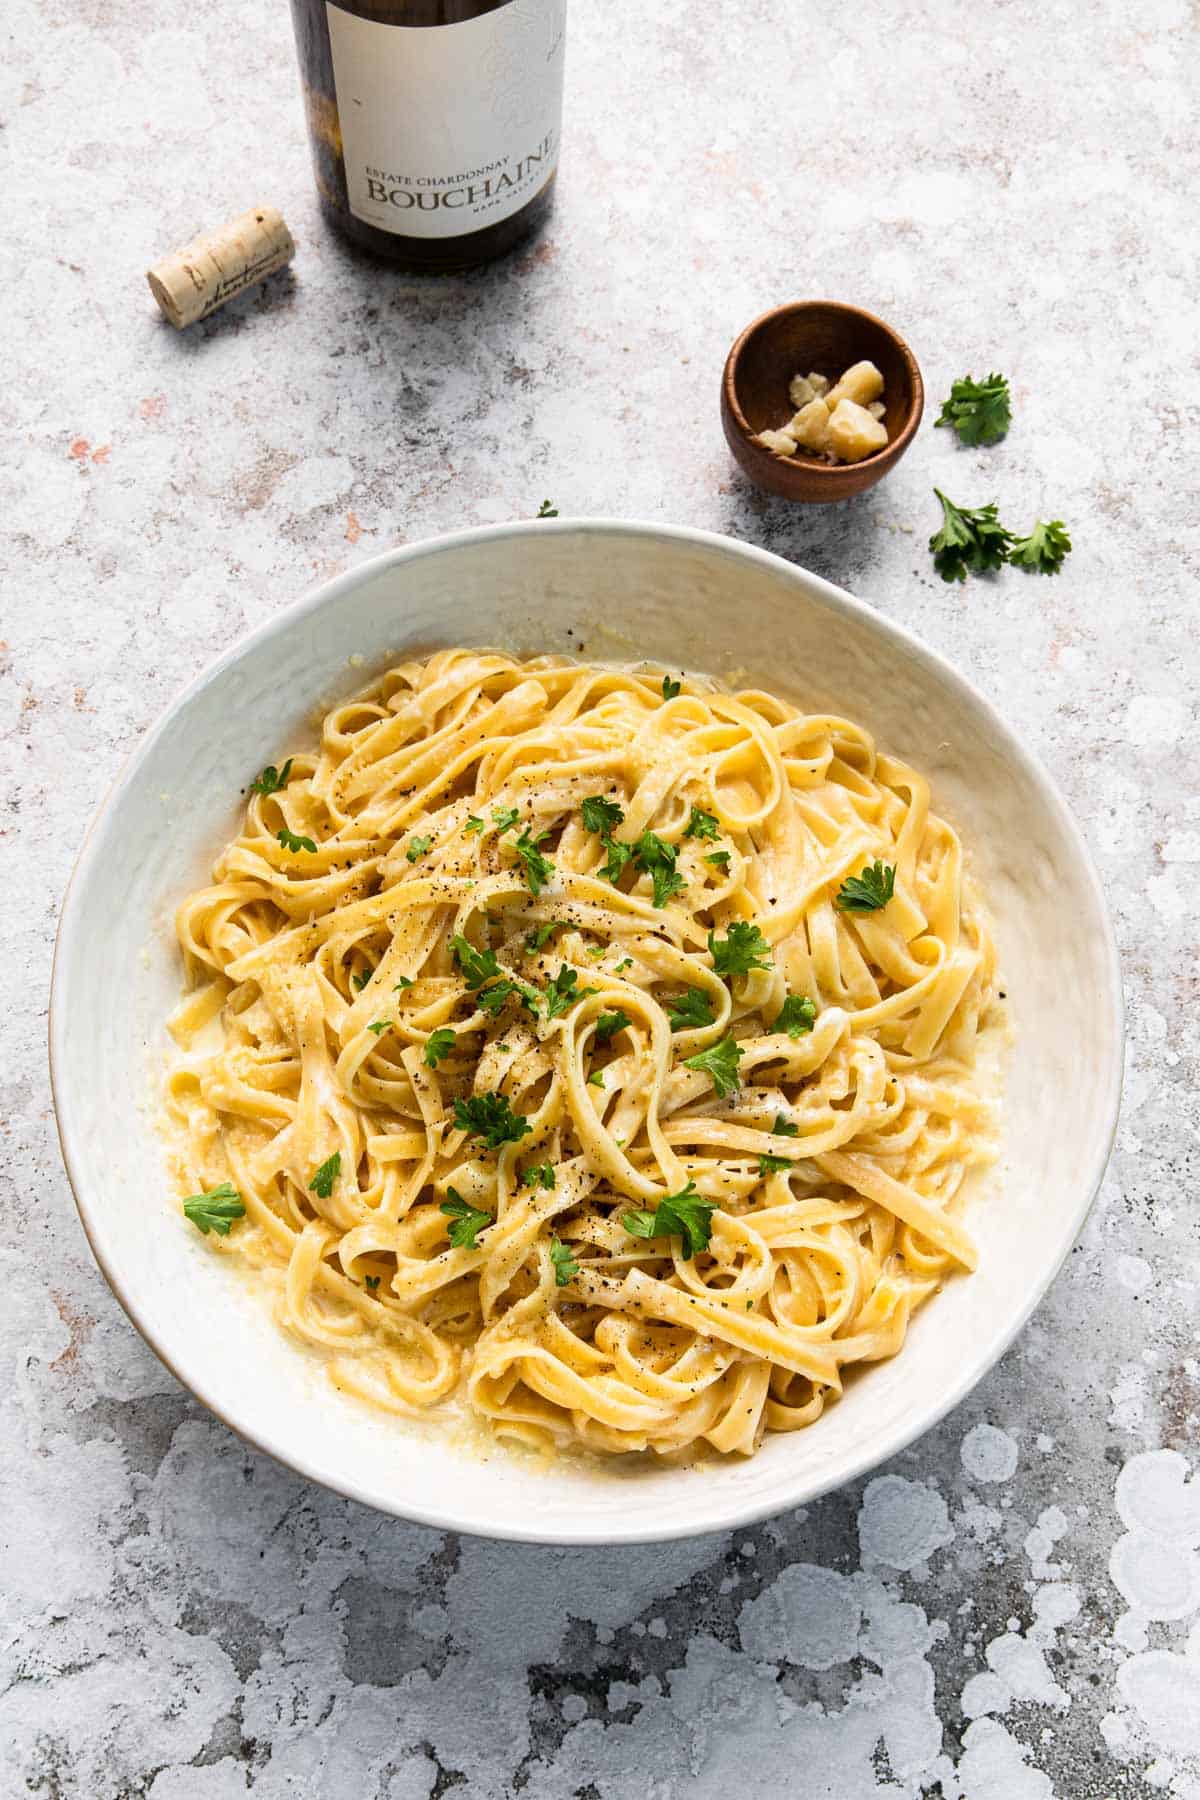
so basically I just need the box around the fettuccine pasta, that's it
[167,649,999,1459]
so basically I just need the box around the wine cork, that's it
[146,206,295,330]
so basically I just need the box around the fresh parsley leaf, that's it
[350,966,373,992]
[536,499,558,518]
[772,1113,799,1137]
[440,1187,492,1249]
[512,826,554,896]
[424,1027,457,1068]
[634,831,685,908]
[524,921,564,953]
[758,1153,794,1175]
[623,1181,716,1258]
[481,977,541,1017]
[835,861,896,913]
[929,489,1015,583]
[522,1163,556,1190]
[364,1274,381,1291]
[705,850,731,872]
[492,805,521,836]
[615,957,633,973]
[581,795,625,835]
[649,865,686,908]
[661,675,682,700]
[595,1008,632,1044]
[249,758,293,798]
[394,977,413,991]
[477,980,514,1017]
[308,1151,341,1198]
[775,994,817,1037]
[935,372,1012,447]
[549,1235,578,1286]
[450,934,502,989]
[683,1034,743,1098]
[465,814,486,834]
[453,1092,531,1149]
[406,834,431,862]
[182,1181,245,1236]
[276,827,317,854]
[587,1070,605,1087]
[666,987,715,1031]
[709,921,772,977]
[367,1019,391,1036]
[1009,518,1072,575]
[684,806,719,841]
[544,966,599,1021]
[599,835,634,883]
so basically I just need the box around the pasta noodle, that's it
[167,649,999,1459]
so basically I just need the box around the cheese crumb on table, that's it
[758,359,889,464]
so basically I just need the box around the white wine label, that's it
[325,0,567,240]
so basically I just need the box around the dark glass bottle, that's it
[288,0,567,272]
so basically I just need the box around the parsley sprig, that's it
[441,1188,492,1249]
[308,1152,341,1198]
[775,995,817,1037]
[183,1181,245,1236]
[544,966,599,1021]
[623,1182,716,1258]
[522,1163,556,1190]
[595,1008,632,1044]
[684,806,719,841]
[450,935,502,989]
[581,795,625,835]
[935,372,1012,446]
[466,804,521,837]
[683,1034,743,1098]
[930,490,1015,583]
[709,921,772,978]
[276,827,317,855]
[453,1092,531,1149]
[599,835,634,883]
[406,834,431,862]
[477,977,540,1018]
[1009,518,1072,575]
[511,827,555,896]
[633,831,685,908]
[524,920,565,953]
[835,861,896,913]
[249,759,292,798]
[930,489,1072,582]
[549,1236,579,1286]
[424,1027,457,1068]
[666,988,715,1031]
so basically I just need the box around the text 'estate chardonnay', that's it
[289,0,567,271]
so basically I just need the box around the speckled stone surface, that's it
[3,0,1198,1793]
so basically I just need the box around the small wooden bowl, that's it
[721,300,924,502]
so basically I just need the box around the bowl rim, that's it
[48,518,1124,1544]
[722,298,925,482]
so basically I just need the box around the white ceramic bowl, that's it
[50,522,1123,1544]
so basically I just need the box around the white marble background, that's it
[2,0,1198,1793]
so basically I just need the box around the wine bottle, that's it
[288,0,567,272]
